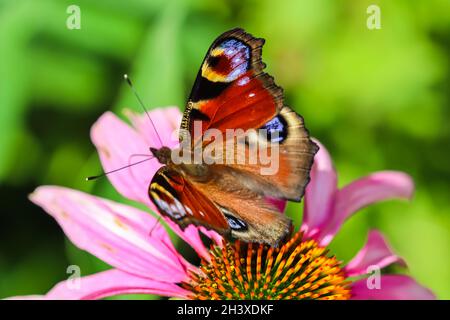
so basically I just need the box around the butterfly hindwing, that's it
[149,167,230,235]
[189,168,293,246]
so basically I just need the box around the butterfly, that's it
[148,28,318,246]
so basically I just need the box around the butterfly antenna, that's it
[123,74,164,148]
[148,215,163,237]
[86,156,154,181]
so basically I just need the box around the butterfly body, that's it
[149,28,318,247]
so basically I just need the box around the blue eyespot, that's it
[261,116,288,143]
[224,214,247,231]
[221,39,250,59]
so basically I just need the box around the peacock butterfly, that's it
[148,28,318,246]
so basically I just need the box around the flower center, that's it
[183,232,351,300]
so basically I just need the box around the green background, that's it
[0,0,449,299]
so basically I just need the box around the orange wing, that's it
[213,106,318,201]
[149,167,230,235]
[180,28,283,144]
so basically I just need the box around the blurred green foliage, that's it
[0,0,449,299]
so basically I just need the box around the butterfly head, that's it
[150,146,172,165]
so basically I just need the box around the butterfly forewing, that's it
[180,28,284,144]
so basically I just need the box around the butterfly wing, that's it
[180,28,283,144]
[189,169,293,246]
[149,167,230,236]
[215,105,318,201]
[181,28,318,202]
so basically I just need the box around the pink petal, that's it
[351,275,435,300]
[199,227,224,247]
[165,222,212,261]
[344,230,406,277]
[301,140,337,238]
[90,111,160,207]
[30,186,192,283]
[319,171,414,246]
[124,107,182,149]
[44,269,189,300]
[265,197,287,213]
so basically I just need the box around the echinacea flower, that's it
[8,107,435,300]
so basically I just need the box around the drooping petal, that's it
[90,111,160,207]
[165,222,212,261]
[301,140,337,239]
[265,197,287,213]
[344,230,406,277]
[319,171,414,246]
[199,227,224,248]
[44,269,189,300]
[30,186,191,283]
[351,275,435,300]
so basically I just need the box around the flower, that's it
[8,107,434,300]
